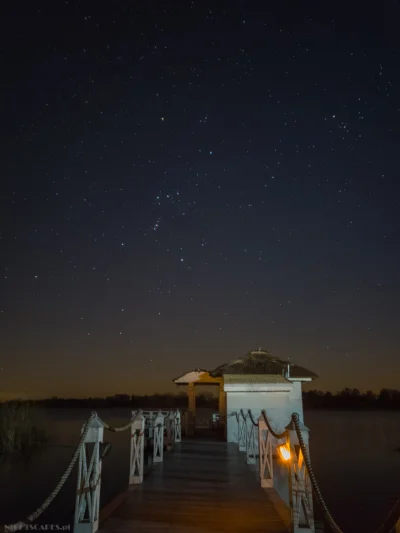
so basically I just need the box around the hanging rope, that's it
[234,406,399,533]
[98,410,142,432]
[1,412,97,532]
[291,412,344,533]
[247,409,259,427]
[291,413,400,533]
[231,411,240,423]
[260,409,286,439]
[372,498,400,533]
[240,408,248,421]
[4,406,398,533]
[0,410,145,532]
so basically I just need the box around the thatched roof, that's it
[223,374,291,384]
[173,370,222,385]
[209,349,317,380]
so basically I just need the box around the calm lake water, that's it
[0,409,399,532]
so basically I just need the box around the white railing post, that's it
[286,421,315,533]
[246,422,257,465]
[166,412,174,451]
[258,415,274,488]
[238,413,246,452]
[245,419,251,462]
[129,411,145,484]
[174,410,181,442]
[148,411,155,439]
[171,412,176,443]
[74,414,104,533]
[153,410,164,463]
[142,411,154,440]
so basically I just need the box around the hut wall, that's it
[226,383,305,443]
[225,380,306,509]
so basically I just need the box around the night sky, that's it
[1,1,399,398]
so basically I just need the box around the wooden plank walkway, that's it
[101,439,289,533]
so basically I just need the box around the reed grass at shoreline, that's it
[0,401,47,454]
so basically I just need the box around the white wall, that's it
[226,385,304,444]
[225,379,308,510]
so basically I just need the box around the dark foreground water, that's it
[0,409,399,532]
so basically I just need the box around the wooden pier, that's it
[2,353,400,533]
[100,439,289,533]
[2,407,400,533]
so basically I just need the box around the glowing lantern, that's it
[277,443,291,461]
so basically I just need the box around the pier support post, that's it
[147,411,155,440]
[218,382,226,433]
[166,412,175,451]
[130,412,145,484]
[174,410,181,442]
[74,414,104,533]
[188,382,196,416]
[186,383,196,436]
[246,421,257,465]
[286,420,315,533]
[153,410,164,463]
[258,415,274,488]
[238,414,246,452]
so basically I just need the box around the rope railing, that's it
[237,408,286,438]
[235,408,400,533]
[3,406,397,533]
[373,498,400,533]
[98,410,141,432]
[247,409,259,427]
[291,412,400,533]
[0,408,181,533]
[261,409,286,439]
[1,411,97,532]
[290,412,344,533]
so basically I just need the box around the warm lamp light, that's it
[277,443,291,461]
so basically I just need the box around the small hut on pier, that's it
[174,348,317,441]
[209,348,317,442]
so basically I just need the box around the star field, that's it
[0,1,399,397]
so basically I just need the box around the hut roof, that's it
[223,374,291,384]
[209,349,317,380]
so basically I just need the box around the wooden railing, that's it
[232,409,400,533]
[2,407,399,533]
[75,409,181,533]
[233,409,316,533]
[0,409,181,533]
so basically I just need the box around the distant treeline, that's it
[33,393,218,409]
[303,388,400,410]
[4,388,400,410]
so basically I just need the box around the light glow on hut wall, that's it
[278,443,291,461]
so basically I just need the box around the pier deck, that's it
[101,439,288,533]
